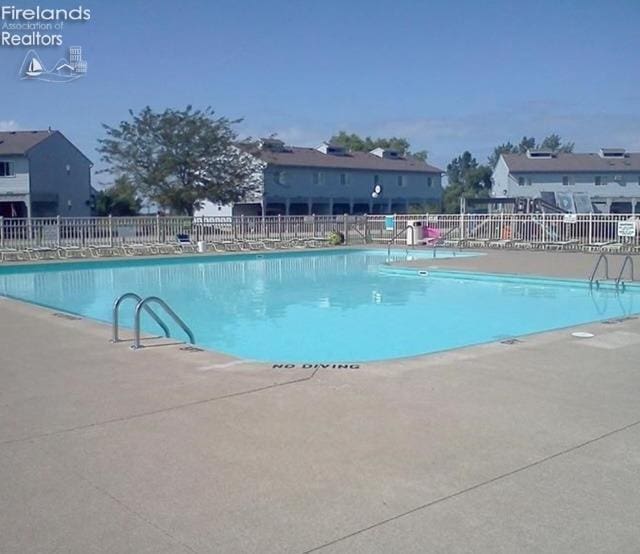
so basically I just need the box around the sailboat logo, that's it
[19,47,88,83]
[25,56,45,77]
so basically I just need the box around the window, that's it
[426,176,432,187]
[595,176,602,186]
[526,178,532,186]
[313,171,324,185]
[562,176,570,186]
[340,173,349,185]
[373,174,381,186]
[518,177,525,186]
[397,175,405,187]
[0,161,15,177]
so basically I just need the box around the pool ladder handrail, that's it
[387,225,415,261]
[111,292,195,349]
[112,292,170,343]
[133,296,195,350]
[615,255,635,290]
[589,253,610,288]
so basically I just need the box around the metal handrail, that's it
[589,253,610,288]
[615,255,635,287]
[387,225,415,261]
[132,296,195,350]
[112,292,170,343]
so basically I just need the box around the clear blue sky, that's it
[1,0,639,183]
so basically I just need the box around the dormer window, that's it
[370,147,402,159]
[317,142,347,156]
[526,149,554,159]
[599,148,626,158]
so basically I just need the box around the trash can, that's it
[197,241,206,253]
[406,220,423,245]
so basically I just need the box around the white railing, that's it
[0,213,639,251]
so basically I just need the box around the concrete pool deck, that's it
[1,249,640,553]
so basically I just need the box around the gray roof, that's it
[0,130,54,155]
[258,146,442,174]
[502,152,640,173]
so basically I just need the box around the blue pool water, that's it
[0,248,637,362]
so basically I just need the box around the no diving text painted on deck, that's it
[272,363,360,370]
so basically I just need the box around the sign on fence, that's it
[384,215,395,231]
[617,221,637,238]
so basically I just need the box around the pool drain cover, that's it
[180,346,204,352]
[52,312,82,321]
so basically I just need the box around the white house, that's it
[492,148,640,213]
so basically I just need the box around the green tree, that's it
[539,133,574,153]
[443,151,492,213]
[330,131,428,160]
[488,141,517,168]
[98,106,265,215]
[93,176,142,216]
[517,136,537,153]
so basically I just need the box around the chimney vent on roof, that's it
[370,147,402,159]
[526,149,554,159]
[599,148,626,158]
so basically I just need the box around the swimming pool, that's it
[0,248,637,362]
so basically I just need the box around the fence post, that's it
[459,213,465,240]
[278,214,282,241]
[364,214,369,243]
[241,214,245,241]
[56,215,61,247]
[155,213,160,243]
[588,212,593,245]
[0,216,3,248]
[343,214,348,245]
[108,215,113,247]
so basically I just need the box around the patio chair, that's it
[466,238,491,248]
[57,245,88,259]
[543,239,580,251]
[173,234,197,254]
[206,241,228,253]
[441,238,468,249]
[26,246,58,260]
[487,239,513,249]
[581,241,616,253]
[88,244,115,257]
[0,247,21,262]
